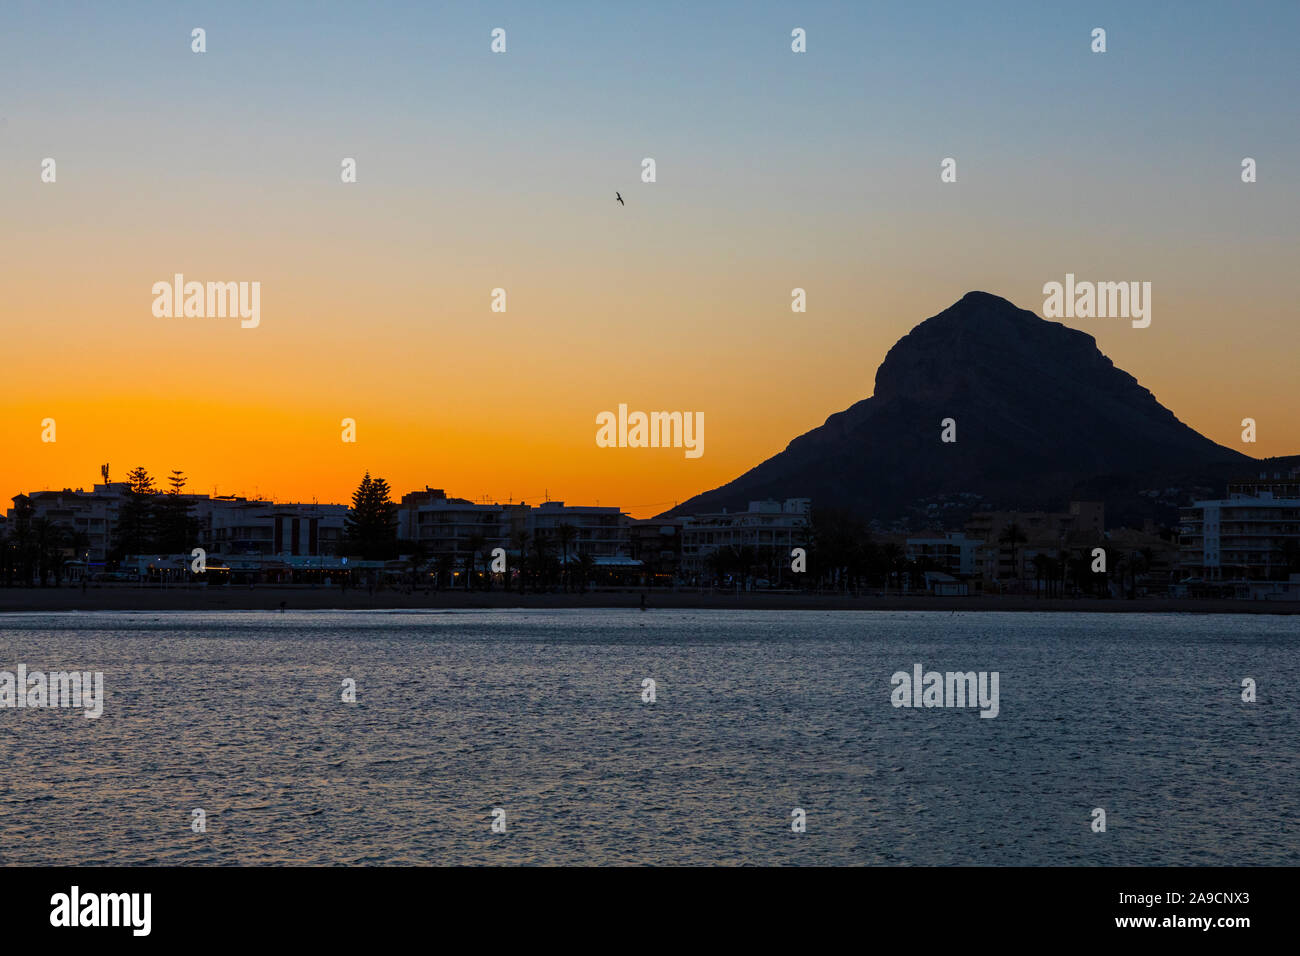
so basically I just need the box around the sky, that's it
[2,1,1297,517]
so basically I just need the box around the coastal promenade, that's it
[1,586,1296,614]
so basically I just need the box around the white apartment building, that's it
[680,498,811,575]
[904,531,980,576]
[396,489,632,563]
[396,488,512,560]
[1180,471,1300,585]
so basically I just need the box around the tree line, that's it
[346,473,604,593]
[0,467,199,586]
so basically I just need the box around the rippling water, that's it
[0,609,1295,865]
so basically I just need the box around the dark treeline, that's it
[400,530,604,595]
[806,508,1141,598]
[346,473,602,594]
[0,467,198,586]
[1,474,1180,597]
[0,499,86,587]
[113,467,201,559]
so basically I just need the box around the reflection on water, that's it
[0,609,1295,865]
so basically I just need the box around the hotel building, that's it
[1179,470,1300,595]
[679,498,811,578]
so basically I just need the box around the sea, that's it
[0,609,1295,865]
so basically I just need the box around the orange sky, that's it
[3,6,1297,518]
[2,186,1295,517]
[2,257,1294,518]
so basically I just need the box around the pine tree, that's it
[158,469,197,553]
[342,473,397,560]
[113,467,158,561]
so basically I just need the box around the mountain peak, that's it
[663,292,1254,527]
[957,289,1017,307]
[872,291,1104,403]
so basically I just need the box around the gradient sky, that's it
[2,1,1297,517]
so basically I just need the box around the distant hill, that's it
[662,292,1290,529]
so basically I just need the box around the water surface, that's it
[0,609,1294,865]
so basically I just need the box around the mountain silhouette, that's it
[663,291,1281,528]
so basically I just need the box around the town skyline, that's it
[4,2,1299,520]
[7,461,1297,602]
[1,463,695,517]
[5,278,1298,522]
[6,280,1298,523]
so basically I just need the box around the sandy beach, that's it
[0,585,1296,614]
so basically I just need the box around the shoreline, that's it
[0,586,1297,615]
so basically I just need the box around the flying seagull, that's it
[615,192,624,206]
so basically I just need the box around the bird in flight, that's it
[615,192,624,206]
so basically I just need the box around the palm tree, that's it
[510,529,530,592]
[481,543,499,590]
[434,554,455,591]
[1078,549,1095,595]
[556,523,577,592]
[761,545,782,589]
[912,553,936,593]
[10,496,35,586]
[49,524,82,587]
[532,533,553,591]
[1056,549,1072,598]
[1128,549,1150,598]
[998,523,1028,591]
[704,547,730,589]
[735,545,758,591]
[1139,546,1156,591]
[577,552,595,593]
[1095,549,1110,595]
[464,532,487,590]
[1032,553,1049,597]
[32,517,57,587]
[879,542,904,592]
[406,539,429,590]
[66,528,90,574]
[1109,551,1128,599]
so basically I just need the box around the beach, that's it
[0,585,1296,614]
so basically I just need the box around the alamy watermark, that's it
[1042,274,1150,328]
[1,665,103,718]
[596,404,703,458]
[50,886,150,936]
[890,663,999,718]
[152,274,260,328]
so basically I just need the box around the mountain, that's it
[662,291,1274,529]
